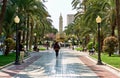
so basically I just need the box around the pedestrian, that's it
[46,41,49,50]
[19,42,25,63]
[89,47,95,55]
[33,44,37,51]
[91,47,95,55]
[53,41,60,58]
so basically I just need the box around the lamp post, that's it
[72,35,74,50]
[14,16,20,65]
[96,16,103,65]
[46,34,49,50]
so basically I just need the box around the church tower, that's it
[55,13,66,42]
[59,13,63,33]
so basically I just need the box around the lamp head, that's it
[34,33,37,36]
[96,16,101,23]
[14,16,20,23]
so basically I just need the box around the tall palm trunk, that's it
[22,18,27,42]
[111,19,116,36]
[29,18,34,50]
[0,0,8,34]
[36,23,39,44]
[26,14,30,50]
[22,28,26,43]
[41,22,45,38]
[116,0,120,56]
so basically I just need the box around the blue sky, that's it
[44,0,76,30]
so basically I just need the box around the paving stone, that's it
[12,49,98,78]
[1,48,119,78]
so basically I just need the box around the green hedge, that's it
[39,47,46,51]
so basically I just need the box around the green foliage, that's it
[4,38,15,50]
[39,47,46,51]
[4,38,15,55]
[94,43,98,52]
[75,47,83,51]
[87,42,93,50]
[103,36,118,56]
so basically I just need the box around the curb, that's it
[105,63,120,72]
[0,51,45,70]
[0,55,30,70]
[0,62,14,69]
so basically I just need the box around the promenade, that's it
[0,48,120,78]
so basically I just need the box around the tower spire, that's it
[59,13,63,33]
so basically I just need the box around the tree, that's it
[0,0,8,34]
[10,0,51,50]
[116,0,120,55]
[0,0,52,54]
[71,0,118,51]
[103,36,118,56]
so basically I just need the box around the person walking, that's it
[19,42,25,63]
[53,41,60,58]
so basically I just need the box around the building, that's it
[56,13,66,42]
[67,14,75,25]
[59,13,63,33]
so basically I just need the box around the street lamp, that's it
[72,35,74,50]
[96,16,103,65]
[14,16,20,65]
[46,34,49,50]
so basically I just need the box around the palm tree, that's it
[3,5,16,38]
[2,5,16,56]
[0,0,8,34]
[0,0,46,35]
[10,0,51,50]
[0,0,52,54]
[71,0,116,46]
[116,0,120,55]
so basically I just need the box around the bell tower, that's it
[56,13,66,42]
[59,13,63,33]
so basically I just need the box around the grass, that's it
[75,47,83,51]
[0,47,46,67]
[39,46,47,51]
[91,53,120,69]
[0,52,16,66]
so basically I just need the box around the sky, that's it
[44,0,76,30]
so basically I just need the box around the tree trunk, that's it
[116,0,120,56]
[109,52,112,56]
[111,19,116,36]
[4,43,10,56]
[36,23,39,43]
[0,0,8,34]
[26,14,30,51]
[22,21,26,42]
[100,33,104,52]
[29,18,34,50]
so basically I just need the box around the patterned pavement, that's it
[0,48,120,78]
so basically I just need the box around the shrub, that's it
[4,38,15,55]
[75,47,83,51]
[94,43,98,52]
[87,42,93,50]
[103,36,118,56]
[39,47,46,51]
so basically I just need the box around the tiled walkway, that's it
[0,48,120,78]
[13,49,98,78]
